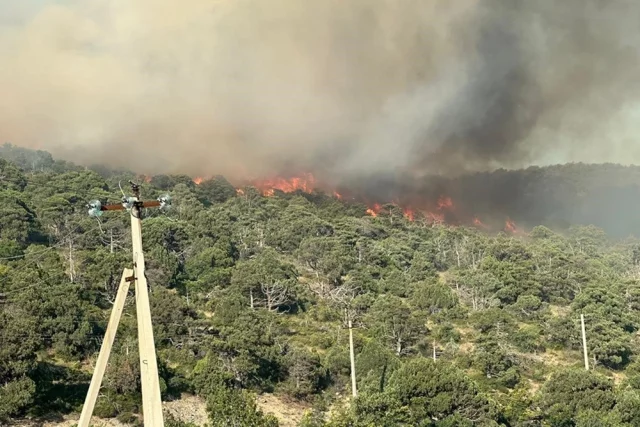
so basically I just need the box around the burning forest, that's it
[188,171,522,234]
[2,0,640,239]
[176,161,640,239]
[3,0,640,425]
[5,145,640,427]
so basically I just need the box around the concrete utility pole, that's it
[581,313,589,371]
[348,317,357,398]
[79,182,170,427]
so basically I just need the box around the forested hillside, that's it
[3,145,640,426]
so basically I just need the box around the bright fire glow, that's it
[366,203,383,217]
[251,173,316,196]
[403,208,415,221]
[473,217,488,228]
[183,172,526,233]
[437,196,454,210]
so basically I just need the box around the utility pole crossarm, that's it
[99,200,162,211]
[87,186,170,217]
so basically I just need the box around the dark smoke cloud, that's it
[1,0,639,181]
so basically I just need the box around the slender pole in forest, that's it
[79,182,171,427]
[348,316,358,398]
[332,287,359,399]
[581,313,589,370]
[433,340,437,361]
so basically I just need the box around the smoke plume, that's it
[1,0,639,181]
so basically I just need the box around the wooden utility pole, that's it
[581,313,589,370]
[79,182,170,427]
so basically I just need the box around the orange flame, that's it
[437,196,454,210]
[366,203,383,217]
[403,207,415,221]
[185,171,524,233]
[251,173,316,196]
[358,203,452,224]
[473,217,488,228]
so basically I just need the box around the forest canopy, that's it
[2,144,640,426]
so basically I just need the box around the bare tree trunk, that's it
[396,337,402,356]
[349,318,357,398]
[266,292,272,311]
[261,282,289,312]
[249,289,254,309]
[433,340,437,361]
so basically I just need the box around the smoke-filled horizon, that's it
[1,0,640,182]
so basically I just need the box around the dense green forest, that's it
[3,143,640,426]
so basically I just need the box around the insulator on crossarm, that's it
[158,194,172,211]
[87,200,103,217]
[122,197,136,211]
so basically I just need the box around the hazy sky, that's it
[1,0,639,180]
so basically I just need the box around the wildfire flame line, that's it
[190,173,521,233]
[504,218,519,234]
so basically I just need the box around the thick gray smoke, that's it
[1,0,639,181]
